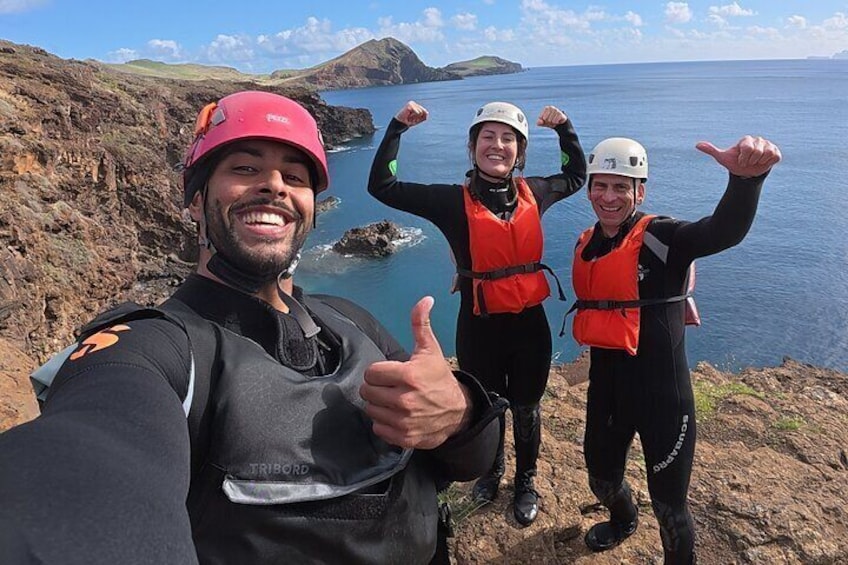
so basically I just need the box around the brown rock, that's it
[450,358,848,564]
[0,338,38,432]
[332,220,404,257]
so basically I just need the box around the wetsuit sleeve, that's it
[663,172,768,271]
[0,318,198,565]
[526,119,588,215]
[367,118,464,228]
[423,370,505,482]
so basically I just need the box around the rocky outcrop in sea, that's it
[332,220,404,257]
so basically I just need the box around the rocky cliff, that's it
[0,39,373,362]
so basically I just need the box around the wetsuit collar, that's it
[171,274,326,372]
[583,211,646,259]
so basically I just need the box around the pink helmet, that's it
[182,91,329,205]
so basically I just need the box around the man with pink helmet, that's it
[0,90,503,564]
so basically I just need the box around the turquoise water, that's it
[297,59,848,372]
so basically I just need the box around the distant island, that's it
[807,49,848,60]
[107,37,523,90]
[442,55,524,77]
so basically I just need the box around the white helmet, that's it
[587,137,648,179]
[469,101,529,143]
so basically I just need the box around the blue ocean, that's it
[296,59,847,372]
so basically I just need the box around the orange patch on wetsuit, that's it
[69,325,131,361]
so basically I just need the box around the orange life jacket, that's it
[458,177,551,316]
[570,214,699,355]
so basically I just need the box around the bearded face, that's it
[190,140,316,282]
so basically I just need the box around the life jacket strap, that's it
[572,292,692,311]
[458,262,566,317]
[456,261,542,281]
[558,292,692,337]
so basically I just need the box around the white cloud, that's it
[146,39,183,61]
[519,0,593,34]
[665,2,693,25]
[708,2,755,18]
[423,7,443,27]
[257,17,373,58]
[746,25,780,39]
[483,25,515,42]
[0,0,46,14]
[106,48,140,63]
[823,12,848,30]
[666,25,687,38]
[482,0,495,4]
[204,35,254,63]
[786,15,807,29]
[451,12,478,31]
[625,11,644,27]
[707,14,728,28]
[585,8,607,22]
[377,9,446,43]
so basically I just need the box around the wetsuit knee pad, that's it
[512,404,540,442]
[588,476,623,503]
[650,498,695,559]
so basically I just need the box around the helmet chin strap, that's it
[202,226,318,339]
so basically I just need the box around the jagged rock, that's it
[0,337,38,433]
[316,195,340,215]
[332,220,403,257]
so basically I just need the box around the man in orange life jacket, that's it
[0,91,504,565]
[570,135,781,564]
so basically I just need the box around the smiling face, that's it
[189,139,315,281]
[471,121,523,179]
[588,173,645,237]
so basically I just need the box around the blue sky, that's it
[1,1,846,72]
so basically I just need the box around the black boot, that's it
[512,404,542,526]
[585,477,638,552]
[513,473,539,526]
[472,416,505,504]
[584,515,638,551]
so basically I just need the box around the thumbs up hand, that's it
[696,135,781,178]
[360,296,472,449]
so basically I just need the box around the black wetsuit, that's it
[0,274,500,565]
[579,173,768,564]
[369,118,586,482]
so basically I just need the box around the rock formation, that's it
[289,38,461,90]
[332,220,404,257]
[315,195,340,215]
